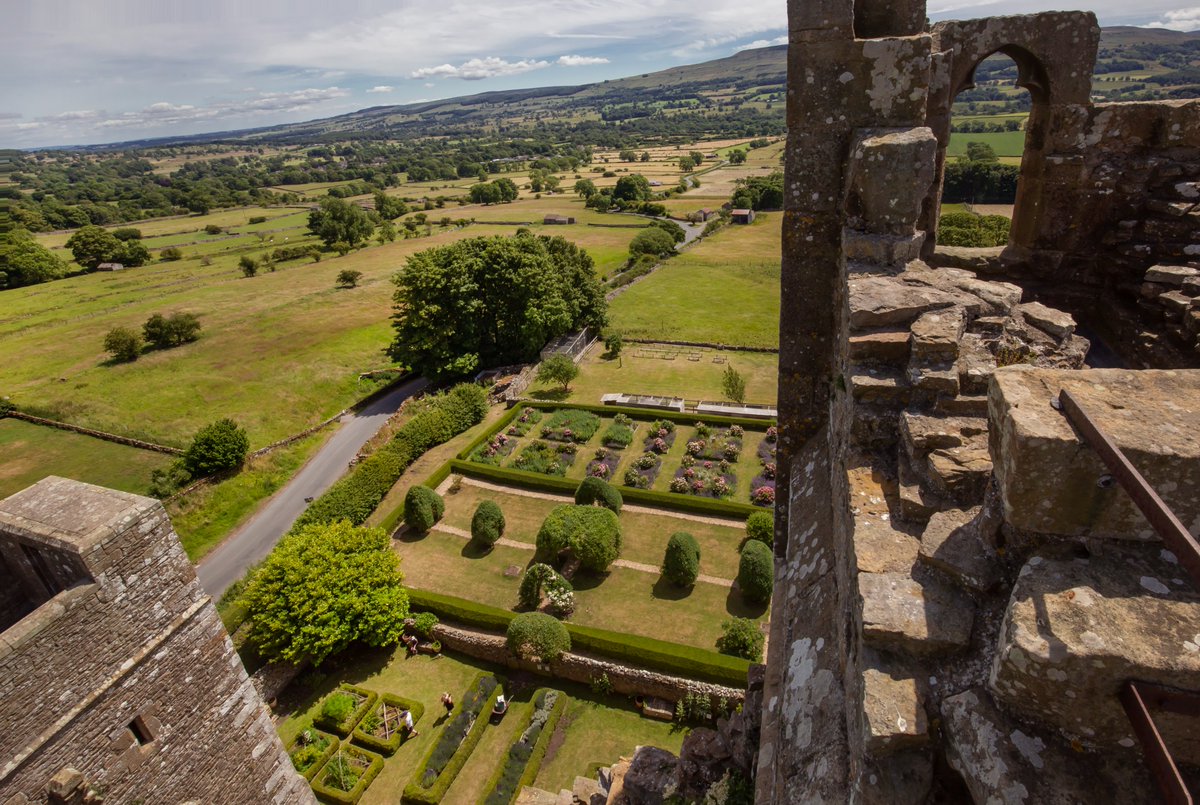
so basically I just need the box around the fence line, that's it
[2,411,184,455]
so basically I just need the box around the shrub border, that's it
[351,693,426,756]
[288,728,340,782]
[406,589,749,687]
[402,673,503,804]
[479,688,569,805]
[315,685,379,737]
[310,743,385,805]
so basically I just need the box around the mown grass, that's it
[0,418,173,499]
[609,214,781,348]
[946,130,1027,158]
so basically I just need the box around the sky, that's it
[2,0,1198,149]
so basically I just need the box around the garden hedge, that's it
[575,476,623,513]
[480,688,569,805]
[507,612,572,662]
[535,504,621,572]
[315,685,379,737]
[351,693,426,756]
[310,744,385,805]
[515,401,774,431]
[471,499,506,546]
[405,589,750,687]
[738,540,774,605]
[402,673,502,804]
[662,531,701,587]
[745,510,774,547]
[404,485,444,531]
[287,728,340,782]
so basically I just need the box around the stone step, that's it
[906,361,959,398]
[936,394,989,417]
[910,306,966,363]
[860,571,975,656]
[572,775,605,804]
[922,435,992,505]
[849,328,911,366]
[916,507,999,592]
[956,333,995,395]
[850,366,910,406]
[896,449,941,523]
[515,787,563,805]
[861,658,929,757]
[900,412,987,457]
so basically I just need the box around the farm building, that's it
[730,209,755,224]
[694,208,715,222]
[543,214,575,225]
[95,262,125,272]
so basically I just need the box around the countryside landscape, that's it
[2,13,1200,805]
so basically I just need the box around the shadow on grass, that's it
[460,540,493,559]
[395,526,429,544]
[529,388,570,402]
[274,643,397,723]
[725,586,768,619]
[568,570,609,592]
[650,576,692,601]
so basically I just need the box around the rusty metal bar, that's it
[1120,681,1194,805]
[1057,388,1200,587]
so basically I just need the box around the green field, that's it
[609,214,781,348]
[947,130,1027,158]
[0,418,173,499]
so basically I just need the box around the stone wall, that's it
[0,477,313,805]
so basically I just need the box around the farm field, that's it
[609,214,781,348]
[947,130,1027,158]
[0,418,173,499]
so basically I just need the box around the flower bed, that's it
[470,432,516,466]
[540,409,601,443]
[585,447,622,481]
[351,693,425,756]
[600,413,636,448]
[403,674,502,804]
[312,744,384,805]
[643,419,677,455]
[685,426,743,463]
[506,406,543,437]
[510,440,576,476]
[670,460,736,499]
[622,451,661,489]
[314,685,378,737]
[751,438,777,506]
[480,689,569,805]
[288,728,339,781]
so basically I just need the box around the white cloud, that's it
[1143,6,1200,28]
[367,85,394,93]
[734,35,788,51]
[411,57,550,81]
[557,55,610,66]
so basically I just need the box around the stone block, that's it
[907,364,959,397]
[1182,276,1200,296]
[900,412,986,455]
[936,394,989,417]
[861,667,928,756]
[927,245,1005,273]
[917,507,1000,592]
[844,231,925,266]
[942,688,1156,805]
[1145,264,1200,286]
[850,367,910,406]
[860,571,974,656]
[849,329,910,365]
[1158,289,1192,319]
[847,127,937,236]
[910,307,966,362]
[989,367,1200,540]
[956,334,996,395]
[849,275,961,329]
[925,439,991,504]
[990,550,1200,762]
[621,746,679,804]
[1016,302,1076,341]
[897,451,940,523]
[855,515,920,575]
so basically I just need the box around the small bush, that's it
[507,612,571,661]
[337,269,363,288]
[517,563,571,611]
[662,531,701,587]
[717,617,765,662]
[412,612,439,639]
[248,215,268,224]
[183,418,249,477]
[239,255,258,277]
[737,540,774,605]
[204,224,224,235]
[322,693,356,725]
[575,476,623,513]
[404,486,444,532]
[103,327,142,363]
[159,246,183,261]
[470,500,505,546]
[745,511,774,548]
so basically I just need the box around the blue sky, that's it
[2,0,1198,148]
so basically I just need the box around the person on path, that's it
[441,692,454,715]
[401,708,418,738]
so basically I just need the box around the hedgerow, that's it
[315,685,378,737]
[351,693,425,755]
[310,744,384,805]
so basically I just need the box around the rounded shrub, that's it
[745,511,774,548]
[575,476,623,513]
[716,617,765,662]
[506,612,571,662]
[183,418,249,477]
[470,500,505,547]
[404,485,445,532]
[535,504,621,572]
[737,540,774,605]
[661,531,701,588]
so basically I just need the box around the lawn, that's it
[609,214,781,348]
[946,130,1028,158]
[0,418,173,499]
[527,341,778,406]
[277,648,686,804]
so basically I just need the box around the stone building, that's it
[0,477,313,805]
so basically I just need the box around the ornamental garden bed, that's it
[621,451,662,489]
[600,413,637,448]
[506,406,543,437]
[315,685,378,737]
[351,693,425,756]
[684,424,743,463]
[670,460,737,499]
[481,688,568,805]
[584,447,622,481]
[403,673,502,803]
[511,440,576,476]
[288,728,339,781]
[311,744,384,805]
[642,418,677,455]
[540,409,601,443]
[470,433,516,466]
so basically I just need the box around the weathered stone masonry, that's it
[0,477,313,805]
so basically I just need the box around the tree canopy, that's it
[307,196,376,248]
[612,174,652,202]
[65,225,149,270]
[0,229,68,289]
[183,418,250,477]
[389,233,607,378]
[245,521,409,665]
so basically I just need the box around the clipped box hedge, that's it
[351,693,426,756]
[516,401,774,431]
[405,589,749,688]
[310,744,385,805]
[480,688,569,805]
[288,728,340,782]
[402,673,502,804]
[315,685,379,737]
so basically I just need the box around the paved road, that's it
[197,375,429,597]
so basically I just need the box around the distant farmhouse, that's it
[96,262,125,272]
[543,214,575,225]
[731,209,755,224]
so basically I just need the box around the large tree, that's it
[245,521,409,665]
[65,225,131,269]
[307,196,376,248]
[612,174,652,202]
[0,229,68,289]
[389,233,606,378]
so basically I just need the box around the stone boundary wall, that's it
[2,411,184,455]
[433,623,745,705]
[624,338,778,354]
[587,222,647,229]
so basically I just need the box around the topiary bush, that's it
[535,505,621,572]
[575,476,623,513]
[404,485,445,532]
[507,612,571,662]
[518,564,571,611]
[471,500,505,547]
[661,531,701,588]
[716,617,765,662]
[737,540,774,605]
[745,510,774,548]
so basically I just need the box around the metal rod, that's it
[1057,389,1200,587]
[1132,681,1200,719]
[1120,681,1194,805]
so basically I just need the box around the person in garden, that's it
[401,708,418,738]
[441,692,454,715]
